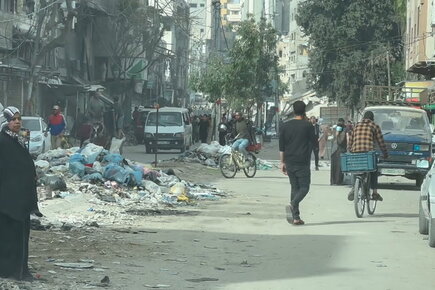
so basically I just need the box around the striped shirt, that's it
[348,119,388,157]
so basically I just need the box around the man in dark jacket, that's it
[310,116,320,170]
[279,101,316,225]
[231,112,252,165]
[0,106,42,281]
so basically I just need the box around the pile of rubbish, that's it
[33,143,225,229]
[175,141,277,170]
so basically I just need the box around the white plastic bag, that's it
[110,137,125,154]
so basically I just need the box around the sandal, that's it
[371,193,383,201]
[293,219,305,225]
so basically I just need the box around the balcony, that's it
[226,14,241,22]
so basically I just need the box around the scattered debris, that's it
[32,143,226,231]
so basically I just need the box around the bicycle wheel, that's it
[366,174,377,215]
[243,153,257,178]
[354,176,366,218]
[219,154,237,178]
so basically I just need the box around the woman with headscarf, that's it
[0,106,42,281]
[330,118,347,185]
[318,123,331,159]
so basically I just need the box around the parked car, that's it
[419,160,435,247]
[21,116,51,156]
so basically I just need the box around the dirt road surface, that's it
[3,139,435,290]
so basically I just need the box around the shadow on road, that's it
[373,213,418,218]
[303,219,389,227]
[378,183,419,191]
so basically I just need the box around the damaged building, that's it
[0,0,190,131]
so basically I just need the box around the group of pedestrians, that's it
[279,101,388,225]
[191,114,212,144]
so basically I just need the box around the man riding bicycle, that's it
[231,112,252,167]
[347,111,388,201]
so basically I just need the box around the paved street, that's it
[113,140,435,289]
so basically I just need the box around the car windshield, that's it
[146,112,182,126]
[22,119,41,131]
[371,108,430,135]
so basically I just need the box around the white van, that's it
[143,107,192,153]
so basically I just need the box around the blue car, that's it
[365,106,432,187]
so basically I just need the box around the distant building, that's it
[406,0,435,78]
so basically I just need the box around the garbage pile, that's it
[34,143,225,229]
[176,141,277,170]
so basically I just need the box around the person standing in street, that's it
[218,113,228,146]
[318,123,331,159]
[46,105,66,149]
[279,101,316,225]
[199,114,209,143]
[330,118,347,185]
[310,116,320,170]
[0,106,42,281]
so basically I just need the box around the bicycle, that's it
[352,170,377,218]
[341,151,378,218]
[219,139,257,178]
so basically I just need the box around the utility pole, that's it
[387,48,392,101]
[211,0,222,142]
[212,1,221,53]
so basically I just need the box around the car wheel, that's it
[42,141,46,153]
[429,218,435,247]
[145,145,151,154]
[419,202,429,235]
[180,143,186,153]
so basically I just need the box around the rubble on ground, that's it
[34,143,225,231]
[172,141,278,170]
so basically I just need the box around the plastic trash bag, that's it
[40,175,67,191]
[81,143,105,163]
[103,153,124,165]
[103,164,141,186]
[82,172,104,182]
[34,160,50,170]
[110,137,125,154]
[197,142,221,156]
[69,162,85,178]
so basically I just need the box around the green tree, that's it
[190,17,281,114]
[225,17,279,110]
[297,0,402,110]
[189,55,227,102]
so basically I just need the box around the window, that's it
[200,3,204,7]
[189,3,197,8]
[200,28,204,33]
[0,0,17,13]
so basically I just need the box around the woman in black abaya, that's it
[0,106,42,281]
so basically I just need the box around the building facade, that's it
[406,0,435,77]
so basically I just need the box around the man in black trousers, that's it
[310,116,320,170]
[279,101,316,225]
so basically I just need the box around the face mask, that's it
[336,126,343,132]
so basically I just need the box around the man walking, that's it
[46,105,66,149]
[279,101,316,225]
[310,116,320,170]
